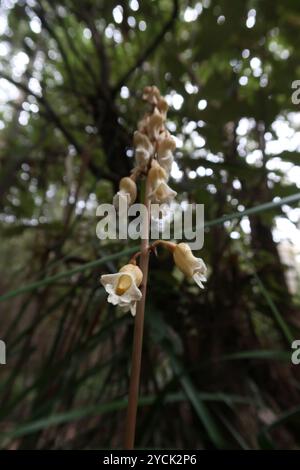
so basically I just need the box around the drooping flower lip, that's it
[188,258,207,288]
[117,300,138,317]
[192,267,207,289]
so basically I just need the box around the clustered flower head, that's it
[100,86,207,316]
[136,86,176,177]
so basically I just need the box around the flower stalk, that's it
[99,86,207,449]
[123,176,151,449]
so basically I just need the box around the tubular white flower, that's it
[100,264,143,316]
[173,243,207,288]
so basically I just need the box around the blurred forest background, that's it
[0,0,300,450]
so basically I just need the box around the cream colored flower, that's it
[173,243,207,288]
[148,160,177,204]
[148,159,168,185]
[142,87,168,119]
[133,131,154,169]
[100,264,143,316]
[146,108,164,141]
[157,135,176,175]
[157,97,168,119]
[150,180,177,204]
[113,177,137,210]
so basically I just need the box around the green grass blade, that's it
[170,355,227,449]
[251,270,294,344]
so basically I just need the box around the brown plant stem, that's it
[123,176,151,449]
[152,240,176,252]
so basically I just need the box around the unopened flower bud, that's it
[173,243,207,288]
